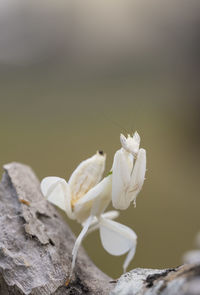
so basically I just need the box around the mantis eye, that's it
[98,150,104,155]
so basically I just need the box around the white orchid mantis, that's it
[112,132,146,210]
[40,132,146,282]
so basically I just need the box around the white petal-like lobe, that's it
[128,148,146,204]
[41,177,74,219]
[41,177,61,197]
[101,210,120,221]
[112,149,133,210]
[69,152,106,205]
[85,210,119,235]
[99,218,137,271]
[74,175,112,223]
[41,177,66,210]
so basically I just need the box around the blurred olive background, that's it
[0,0,200,278]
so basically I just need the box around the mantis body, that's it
[41,132,146,281]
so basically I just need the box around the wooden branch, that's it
[0,163,199,295]
[111,264,200,295]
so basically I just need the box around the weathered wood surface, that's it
[0,162,200,295]
[111,265,200,295]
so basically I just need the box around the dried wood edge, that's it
[111,264,200,295]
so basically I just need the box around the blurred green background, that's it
[0,0,200,278]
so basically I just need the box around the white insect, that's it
[112,132,146,210]
[40,132,146,281]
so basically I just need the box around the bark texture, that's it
[0,162,200,295]
[111,265,200,295]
